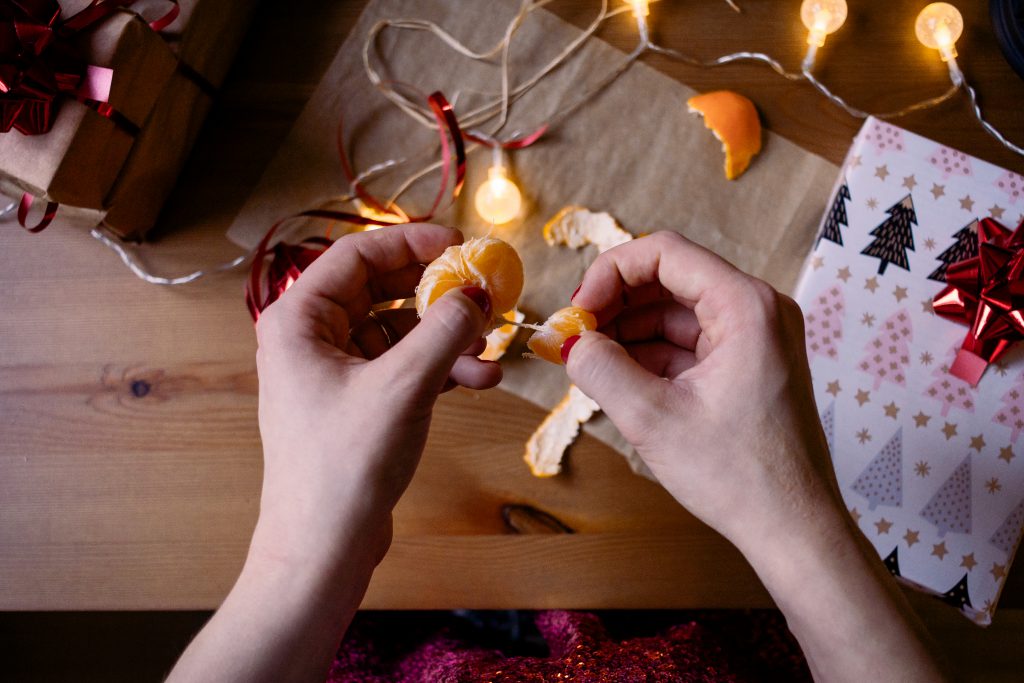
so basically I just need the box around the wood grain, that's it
[2,3,1024,676]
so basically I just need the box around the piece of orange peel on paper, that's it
[686,90,762,180]
[543,206,635,253]
[524,385,601,477]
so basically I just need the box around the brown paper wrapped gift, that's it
[0,10,177,210]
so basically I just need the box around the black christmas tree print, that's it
[820,401,835,455]
[883,546,901,577]
[920,454,972,537]
[989,496,1024,555]
[817,181,851,247]
[860,194,917,275]
[940,574,973,610]
[928,219,979,283]
[851,428,903,510]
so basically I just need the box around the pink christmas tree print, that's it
[993,370,1024,442]
[851,427,903,510]
[805,285,844,361]
[928,145,973,179]
[995,170,1024,205]
[866,120,905,154]
[859,309,912,390]
[925,346,978,417]
[989,496,1024,555]
[920,454,972,537]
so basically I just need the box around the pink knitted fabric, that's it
[327,610,809,682]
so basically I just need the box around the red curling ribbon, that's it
[933,217,1024,386]
[16,192,57,232]
[464,124,548,150]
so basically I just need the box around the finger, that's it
[449,356,502,389]
[563,330,667,431]
[463,337,487,357]
[622,341,697,378]
[288,223,462,324]
[601,299,701,349]
[571,231,754,343]
[384,286,491,393]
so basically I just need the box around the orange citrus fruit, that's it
[686,90,762,180]
[415,236,524,327]
[526,306,597,364]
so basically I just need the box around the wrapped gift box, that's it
[795,117,1024,624]
[0,0,256,238]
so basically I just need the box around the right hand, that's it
[565,231,846,553]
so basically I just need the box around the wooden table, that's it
[2,0,1024,678]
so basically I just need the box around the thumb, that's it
[388,286,491,390]
[564,331,665,436]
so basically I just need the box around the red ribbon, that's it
[933,217,1024,386]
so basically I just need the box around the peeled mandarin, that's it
[415,236,524,326]
[526,306,597,364]
[686,90,762,180]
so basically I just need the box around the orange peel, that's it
[416,236,524,328]
[481,308,524,361]
[525,306,597,364]
[543,206,635,254]
[524,385,600,477]
[686,90,762,180]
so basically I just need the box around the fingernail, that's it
[570,282,582,302]
[560,335,580,364]
[462,286,492,319]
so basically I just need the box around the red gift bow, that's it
[933,217,1024,386]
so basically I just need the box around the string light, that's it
[627,0,649,19]
[800,0,848,71]
[915,2,965,85]
[474,147,522,225]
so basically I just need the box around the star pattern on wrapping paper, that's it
[855,389,871,406]
[985,477,1001,494]
[836,266,852,282]
[864,277,879,293]
[930,183,945,199]
[866,198,879,210]
[970,434,986,452]
[919,351,934,365]
[960,195,975,212]
[994,360,1009,377]
[902,175,918,190]
[874,518,893,534]
[812,255,825,270]
[932,542,949,560]
[960,553,978,571]
[883,402,900,419]
[856,428,872,444]
[914,460,931,476]
[999,445,1015,463]
[921,299,935,315]
[893,285,908,303]
[861,313,876,327]
[903,529,920,547]
[923,237,937,251]
[941,422,958,440]
[875,165,890,181]
[913,412,931,428]
[991,563,1007,581]
[849,507,862,524]
[850,154,862,168]
[990,205,1005,220]
[826,380,842,397]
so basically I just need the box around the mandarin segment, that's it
[686,90,762,180]
[526,306,597,364]
[415,236,524,326]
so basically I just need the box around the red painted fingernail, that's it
[570,282,582,302]
[462,286,492,319]
[560,335,580,364]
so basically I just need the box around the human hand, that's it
[564,231,842,554]
[251,224,500,571]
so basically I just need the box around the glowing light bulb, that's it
[800,0,847,48]
[627,0,649,18]
[915,3,963,62]
[475,165,522,225]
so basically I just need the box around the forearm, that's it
[738,498,950,682]
[168,514,389,683]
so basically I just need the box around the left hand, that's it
[250,224,500,573]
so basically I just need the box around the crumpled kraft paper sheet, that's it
[225,0,838,478]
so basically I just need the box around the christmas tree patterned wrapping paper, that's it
[794,117,1024,625]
